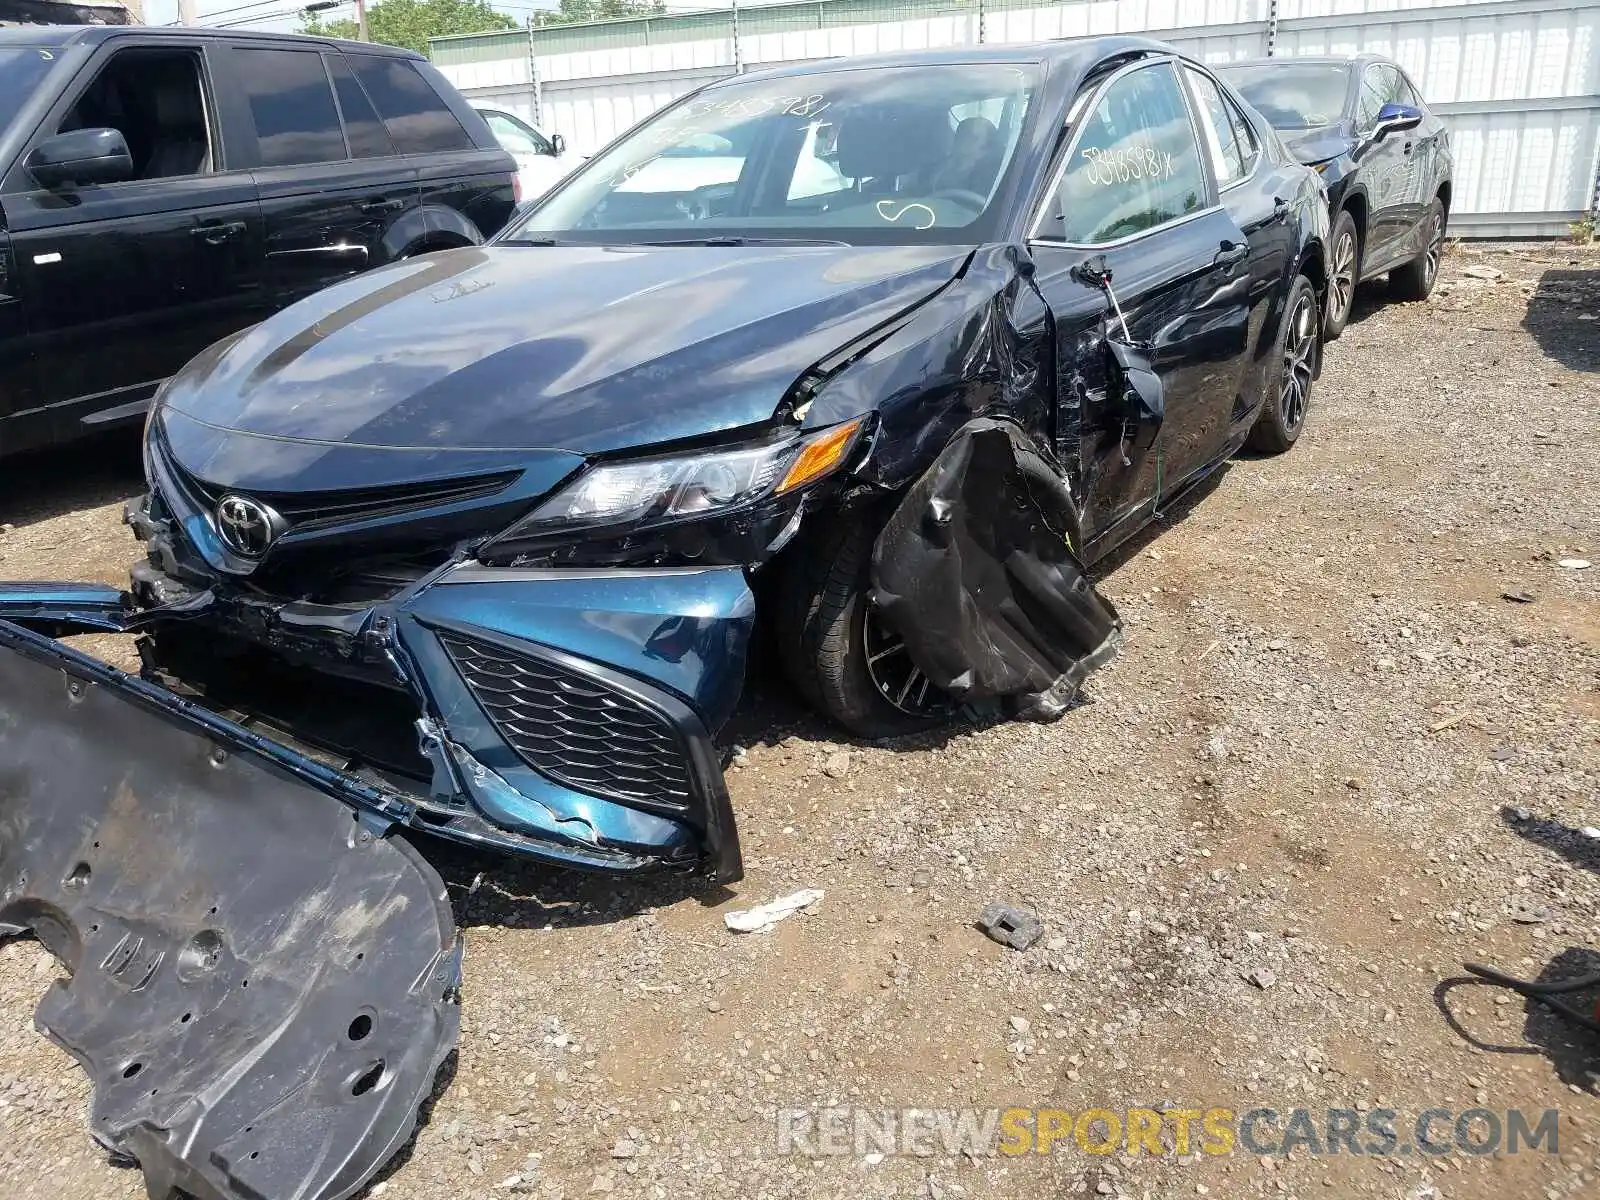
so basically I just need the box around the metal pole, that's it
[177,0,198,25]
[1265,0,1278,56]
[355,0,369,41]
[527,16,543,128]
[977,0,985,45]
[732,0,743,74]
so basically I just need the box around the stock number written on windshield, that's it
[1080,144,1178,186]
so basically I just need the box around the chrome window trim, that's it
[1026,55,1219,250]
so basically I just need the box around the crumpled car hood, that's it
[158,243,972,459]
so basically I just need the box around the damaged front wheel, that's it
[774,511,954,739]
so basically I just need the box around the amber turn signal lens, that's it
[777,417,866,494]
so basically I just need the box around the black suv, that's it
[0,26,517,456]
[1219,55,1453,339]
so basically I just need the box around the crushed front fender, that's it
[0,618,461,1200]
[870,417,1121,721]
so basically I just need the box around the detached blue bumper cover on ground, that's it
[0,561,753,882]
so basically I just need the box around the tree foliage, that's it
[304,0,516,56]
[539,0,667,25]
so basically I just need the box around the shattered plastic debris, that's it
[976,903,1044,951]
[871,418,1121,721]
[723,889,824,933]
[1557,558,1591,570]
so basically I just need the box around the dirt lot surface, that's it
[0,244,1595,1200]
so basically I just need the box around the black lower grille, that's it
[440,634,692,810]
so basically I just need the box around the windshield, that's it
[0,48,61,126]
[1219,63,1351,130]
[507,63,1039,246]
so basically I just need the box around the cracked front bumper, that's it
[1,521,753,883]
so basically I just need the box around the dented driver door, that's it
[1027,59,1251,552]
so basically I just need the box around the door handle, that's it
[1214,239,1249,268]
[191,220,246,245]
[360,198,407,215]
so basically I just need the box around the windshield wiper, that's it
[507,236,579,247]
[633,236,850,248]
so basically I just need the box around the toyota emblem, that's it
[215,494,285,558]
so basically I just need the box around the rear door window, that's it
[1185,68,1246,185]
[237,46,347,167]
[326,52,393,159]
[347,55,473,155]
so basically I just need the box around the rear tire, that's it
[1390,198,1445,302]
[1322,209,1361,340]
[773,509,952,739]
[1248,273,1318,455]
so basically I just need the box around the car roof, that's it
[721,34,1179,82]
[0,24,420,57]
[1219,54,1394,69]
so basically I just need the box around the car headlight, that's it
[482,416,868,554]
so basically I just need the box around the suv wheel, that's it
[1248,273,1318,454]
[1391,199,1445,302]
[1323,210,1361,340]
[774,511,956,739]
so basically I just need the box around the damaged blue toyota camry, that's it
[2,38,1328,889]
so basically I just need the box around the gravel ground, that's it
[0,243,1595,1200]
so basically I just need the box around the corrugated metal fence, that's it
[433,0,1600,237]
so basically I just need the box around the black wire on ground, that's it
[1463,961,1600,1036]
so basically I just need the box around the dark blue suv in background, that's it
[1221,54,1453,338]
[0,26,517,457]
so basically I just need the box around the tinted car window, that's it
[1395,72,1423,108]
[1228,96,1260,173]
[1053,63,1207,245]
[1356,66,1394,130]
[327,52,393,159]
[1222,63,1350,130]
[237,47,347,167]
[348,55,473,154]
[0,47,61,129]
[1186,67,1246,185]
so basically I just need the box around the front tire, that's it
[1390,198,1445,302]
[773,510,954,739]
[1248,273,1319,454]
[1323,209,1361,340]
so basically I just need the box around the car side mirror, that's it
[1370,102,1423,143]
[28,127,134,188]
[550,133,566,156]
